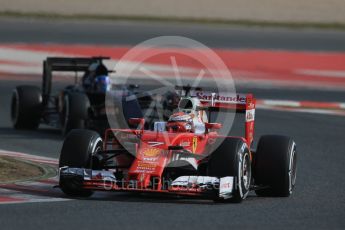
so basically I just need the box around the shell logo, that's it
[142,148,161,157]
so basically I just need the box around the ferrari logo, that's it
[192,136,198,153]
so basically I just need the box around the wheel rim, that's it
[288,144,297,194]
[89,138,103,169]
[242,152,251,190]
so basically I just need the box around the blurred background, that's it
[2,0,345,24]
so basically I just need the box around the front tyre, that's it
[254,135,297,197]
[59,129,103,197]
[207,138,251,203]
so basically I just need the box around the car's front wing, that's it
[59,167,235,199]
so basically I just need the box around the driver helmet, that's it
[168,112,194,132]
[94,75,111,93]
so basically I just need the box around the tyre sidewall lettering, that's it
[288,142,297,194]
[236,142,250,200]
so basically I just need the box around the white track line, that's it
[295,69,345,78]
[257,104,345,116]
[256,99,345,116]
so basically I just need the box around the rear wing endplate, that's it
[191,90,256,147]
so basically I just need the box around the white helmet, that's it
[178,97,208,123]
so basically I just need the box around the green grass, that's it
[1,11,345,30]
[0,156,44,183]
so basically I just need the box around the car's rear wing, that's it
[42,57,110,105]
[191,91,254,112]
[191,91,256,147]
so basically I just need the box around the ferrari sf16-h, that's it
[59,90,297,202]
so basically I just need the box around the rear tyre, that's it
[207,138,251,203]
[61,92,89,136]
[59,129,103,197]
[11,85,42,129]
[254,135,297,197]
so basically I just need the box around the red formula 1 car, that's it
[59,91,297,202]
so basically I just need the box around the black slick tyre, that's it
[207,138,251,203]
[11,85,42,129]
[59,129,103,197]
[61,92,89,136]
[254,135,297,197]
